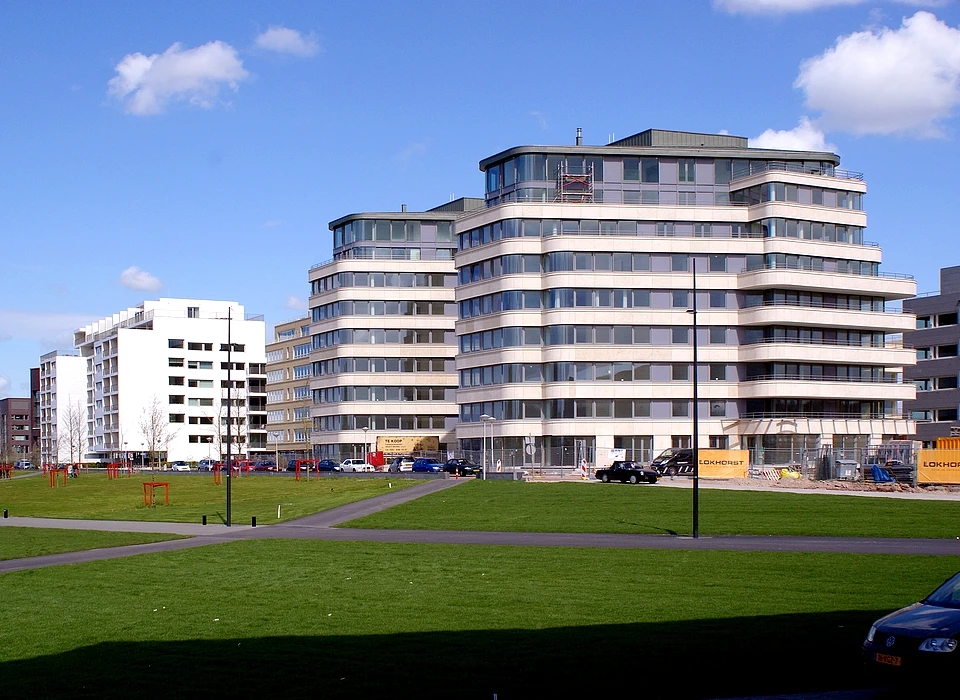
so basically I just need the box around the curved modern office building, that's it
[454,129,916,468]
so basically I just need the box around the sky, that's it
[3,0,960,398]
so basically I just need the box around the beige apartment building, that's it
[265,316,313,466]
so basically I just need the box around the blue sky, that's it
[2,0,960,397]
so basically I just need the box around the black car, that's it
[443,459,482,476]
[650,448,694,476]
[594,461,658,484]
[863,570,960,681]
[285,459,341,472]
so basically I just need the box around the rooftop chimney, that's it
[576,127,582,146]
[401,204,407,212]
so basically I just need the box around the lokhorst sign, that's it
[376,435,439,457]
[698,450,749,479]
[917,450,960,484]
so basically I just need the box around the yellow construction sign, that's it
[917,450,960,484]
[698,450,749,479]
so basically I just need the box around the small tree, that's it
[139,395,176,469]
[58,401,87,465]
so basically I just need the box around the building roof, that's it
[477,128,840,170]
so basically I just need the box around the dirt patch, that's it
[715,476,960,495]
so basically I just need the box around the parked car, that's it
[388,456,415,472]
[286,459,342,473]
[168,461,191,472]
[341,458,373,472]
[595,460,659,484]
[412,457,443,473]
[197,459,217,472]
[863,569,960,681]
[253,460,277,472]
[650,448,694,476]
[443,458,482,476]
[13,460,34,469]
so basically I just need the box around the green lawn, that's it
[344,480,960,538]
[0,540,955,698]
[0,473,416,524]
[0,527,184,561]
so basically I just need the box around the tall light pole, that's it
[688,256,700,539]
[271,430,281,470]
[362,426,369,465]
[480,414,495,479]
[225,307,232,527]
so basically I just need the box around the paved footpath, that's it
[3,477,960,574]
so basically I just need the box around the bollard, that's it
[251,516,256,527]
[202,514,207,526]
[3,509,7,519]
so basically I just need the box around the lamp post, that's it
[271,430,281,471]
[225,307,232,527]
[480,414,495,480]
[362,426,369,465]
[687,256,700,539]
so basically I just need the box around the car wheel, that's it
[629,474,638,484]
[600,474,609,483]
[666,466,677,477]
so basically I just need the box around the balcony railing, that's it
[744,374,903,384]
[743,260,913,280]
[730,161,864,182]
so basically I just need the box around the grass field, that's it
[0,472,415,524]
[345,480,960,538]
[0,539,955,698]
[0,527,184,561]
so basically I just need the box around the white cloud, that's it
[750,117,837,151]
[795,12,960,136]
[394,141,426,162]
[285,296,308,311]
[108,41,248,116]
[262,219,284,228]
[0,374,10,399]
[713,0,865,14]
[0,309,97,348]
[119,266,162,291]
[530,111,549,130]
[254,26,320,57]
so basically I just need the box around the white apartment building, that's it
[73,298,266,464]
[38,350,87,465]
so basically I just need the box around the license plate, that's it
[875,653,902,667]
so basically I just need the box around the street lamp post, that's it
[362,427,369,465]
[480,414,495,480]
[688,256,700,539]
[271,430,281,471]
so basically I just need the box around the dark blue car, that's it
[411,458,442,473]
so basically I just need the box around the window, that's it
[917,347,932,360]
[709,327,726,344]
[709,255,726,272]
[672,364,689,381]
[672,291,689,308]
[188,398,214,407]
[710,364,727,381]
[188,360,213,370]
[187,306,199,318]
[169,395,185,404]
[938,408,958,422]
[188,379,214,388]
[671,255,688,272]
[169,357,184,367]
[678,159,696,183]
[641,158,659,183]
[709,434,729,448]
[672,327,689,344]
[709,292,726,308]
[169,376,184,386]
[169,413,185,423]
[168,339,184,349]
[672,401,689,417]
[916,316,932,329]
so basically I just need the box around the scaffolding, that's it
[554,162,594,203]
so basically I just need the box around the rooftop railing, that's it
[730,161,864,182]
[743,260,913,280]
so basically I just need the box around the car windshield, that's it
[923,572,960,608]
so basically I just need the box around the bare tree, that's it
[58,400,87,465]
[139,395,177,470]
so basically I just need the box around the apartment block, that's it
[73,298,266,464]
[307,200,481,460]
[903,265,960,445]
[265,316,313,465]
[38,350,87,464]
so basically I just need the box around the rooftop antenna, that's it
[576,127,582,146]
